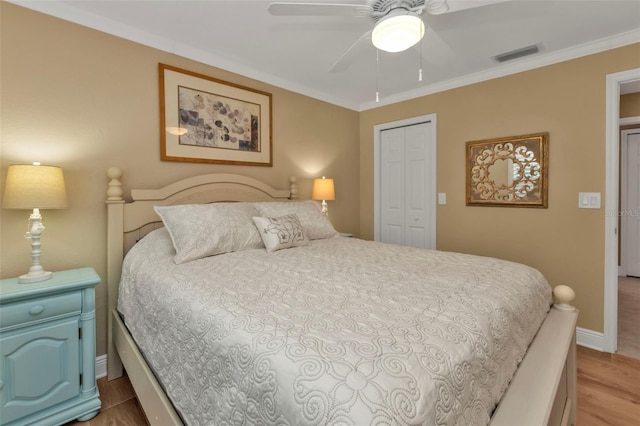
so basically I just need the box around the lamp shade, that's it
[312,177,335,201]
[372,10,425,53]
[3,164,68,210]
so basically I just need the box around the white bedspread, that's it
[118,229,552,426]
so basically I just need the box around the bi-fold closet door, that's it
[379,122,435,249]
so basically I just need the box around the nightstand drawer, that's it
[0,292,82,331]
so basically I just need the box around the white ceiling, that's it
[10,0,640,111]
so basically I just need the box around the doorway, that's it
[617,128,640,359]
[374,114,437,249]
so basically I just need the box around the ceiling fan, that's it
[267,0,508,72]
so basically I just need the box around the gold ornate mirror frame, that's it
[466,132,548,208]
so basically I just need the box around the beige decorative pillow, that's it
[154,203,264,264]
[254,201,338,240]
[252,214,309,252]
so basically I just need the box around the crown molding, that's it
[9,1,640,112]
[359,28,640,111]
[8,0,360,110]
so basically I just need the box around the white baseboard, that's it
[576,327,605,351]
[96,354,108,379]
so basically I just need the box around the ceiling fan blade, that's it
[268,2,372,17]
[427,0,510,15]
[328,30,372,73]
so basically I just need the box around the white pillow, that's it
[252,214,309,252]
[254,201,337,240]
[154,203,264,264]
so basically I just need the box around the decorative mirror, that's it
[466,132,548,207]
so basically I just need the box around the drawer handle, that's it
[0,379,3,390]
[29,305,45,315]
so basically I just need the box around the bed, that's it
[105,168,578,426]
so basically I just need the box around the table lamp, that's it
[312,176,335,215]
[2,163,68,283]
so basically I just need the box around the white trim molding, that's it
[96,354,108,379]
[604,67,640,354]
[620,116,640,127]
[360,29,640,110]
[576,327,605,352]
[8,1,640,112]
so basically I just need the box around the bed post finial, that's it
[107,167,124,202]
[289,176,298,200]
[553,285,576,311]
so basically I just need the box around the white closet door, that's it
[624,131,640,277]
[404,123,432,248]
[380,127,406,245]
[380,122,435,249]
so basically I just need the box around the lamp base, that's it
[18,271,53,284]
[19,209,53,284]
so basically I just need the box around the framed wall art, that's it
[466,132,549,207]
[159,63,272,166]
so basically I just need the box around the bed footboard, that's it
[490,286,578,426]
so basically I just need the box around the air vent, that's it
[493,44,541,63]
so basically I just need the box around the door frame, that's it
[604,68,640,353]
[374,113,437,244]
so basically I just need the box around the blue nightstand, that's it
[0,268,101,425]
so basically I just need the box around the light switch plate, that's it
[578,192,601,209]
[438,193,447,205]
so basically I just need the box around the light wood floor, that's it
[618,276,640,359]
[66,346,639,425]
[577,346,640,425]
[66,374,148,425]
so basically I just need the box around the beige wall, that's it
[0,3,359,356]
[2,1,639,354]
[360,44,640,333]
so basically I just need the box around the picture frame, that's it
[159,63,272,166]
[466,132,548,207]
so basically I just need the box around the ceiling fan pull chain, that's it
[376,48,380,102]
[419,31,424,82]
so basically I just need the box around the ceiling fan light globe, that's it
[372,13,425,53]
